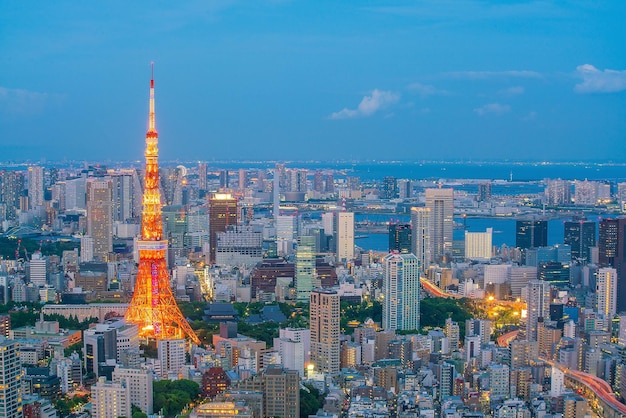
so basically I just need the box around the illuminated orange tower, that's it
[125,66,200,345]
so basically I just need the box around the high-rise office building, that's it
[464,228,493,260]
[335,211,354,263]
[158,339,186,378]
[516,220,548,249]
[410,207,431,271]
[209,193,238,264]
[29,251,48,287]
[564,220,596,261]
[86,178,113,261]
[425,188,453,264]
[198,163,208,191]
[477,182,492,202]
[0,338,22,418]
[388,223,411,253]
[295,236,316,302]
[112,367,153,414]
[111,173,133,223]
[310,289,340,374]
[598,218,626,312]
[597,267,617,318]
[525,280,551,342]
[238,169,247,191]
[598,218,619,266]
[91,377,132,418]
[264,365,300,418]
[381,176,398,200]
[28,165,44,209]
[382,252,420,331]
[0,171,24,220]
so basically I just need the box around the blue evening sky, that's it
[1,1,625,163]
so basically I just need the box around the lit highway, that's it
[541,357,626,416]
[420,277,460,299]
[496,329,519,347]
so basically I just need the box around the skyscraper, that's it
[295,235,316,302]
[198,163,208,192]
[425,188,453,264]
[388,223,411,253]
[27,165,44,209]
[208,193,238,264]
[86,178,113,261]
[0,337,22,418]
[310,289,340,374]
[525,280,551,342]
[382,252,420,331]
[381,176,398,199]
[410,207,431,271]
[124,67,199,345]
[598,217,626,312]
[0,171,24,220]
[564,220,596,261]
[111,173,134,223]
[516,220,548,249]
[598,218,619,266]
[335,211,354,263]
[597,267,617,318]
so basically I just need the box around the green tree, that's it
[300,384,324,417]
[153,379,200,417]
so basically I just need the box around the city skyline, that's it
[1,1,625,162]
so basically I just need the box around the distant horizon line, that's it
[0,159,624,167]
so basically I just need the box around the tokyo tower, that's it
[125,66,200,345]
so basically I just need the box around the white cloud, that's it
[330,89,400,119]
[474,103,511,116]
[444,70,542,80]
[0,87,62,115]
[498,86,525,96]
[574,64,626,93]
[407,82,448,96]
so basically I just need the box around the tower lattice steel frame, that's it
[125,66,200,345]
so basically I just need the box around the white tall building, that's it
[29,251,48,287]
[382,252,420,331]
[91,376,132,418]
[279,328,310,363]
[425,188,454,264]
[410,207,431,272]
[335,211,354,263]
[464,228,493,260]
[550,366,565,397]
[321,212,334,236]
[112,367,153,414]
[525,280,551,342]
[157,339,186,378]
[0,338,22,418]
[273,338,304,376]
[596,267,617,318]
[28,165,44,209]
